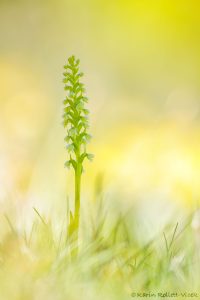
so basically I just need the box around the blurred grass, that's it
[0,192,200,299]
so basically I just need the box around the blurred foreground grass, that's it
[0,192,200,300]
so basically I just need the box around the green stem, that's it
[71,154,82,258]
[75,162,81,233]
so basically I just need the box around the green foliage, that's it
[63,55,93,256]
[63,55,93,172]
[0,201,198,300]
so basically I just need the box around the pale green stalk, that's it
[63,55,93,256]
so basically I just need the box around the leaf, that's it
[70,159,77,170]
[64,110,74,119]
[64,160,71,169]
[64,135,72,143]
[76,102,84,111]
[80,133,91,145]
[75,59,80,66]
[74,73,84,81]
[67,99,74,107]
[64,106,71,113]
[74,67,79,75]
[69,127,77,137]
[63,99,68,105]
[66,144,74,152]
[68,65,74,71]
[83,122,89,129]
[86,153,94,161]
[68,78,74,86]
[85,133,92,141]
[83,108,89,115]
[82,97,88,102]
[80,116,88,122]
[68,55,75,64]
[73,82,80,90]
[63,119,68,128]
[80,152,87,162]
[77,122,84,131]
[63,71,70,77]
[64,85,72,91]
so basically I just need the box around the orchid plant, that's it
[63,55,93,255]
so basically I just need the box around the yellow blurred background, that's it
[1,0,200,219]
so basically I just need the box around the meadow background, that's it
[1,1,200,299]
